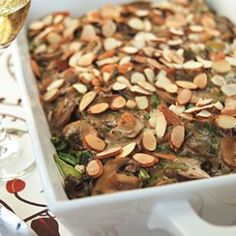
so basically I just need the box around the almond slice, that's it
[155,153,177,160]
[117,142,136,158]
[78,53,95,67]
[144,68,155,83]
[184,104,214,113]
[183,60,203,70]
[193,73,208,89]
[73,83,88,94]
[222,98,236,116]
[155,112,167,139]
[116,76,131,88]
[102,20,117,37]
[132,153,157,167]
[135,96,149,110]
[169,28,184,36]
[169,105,185,115]
[86,160,104,178]
[163,83,178,93]
[121,46,139,54]
[88,103,109,114]
[128,18,144,31]
[196,98,213,107]
[84,134,106,152]
[46,79,64,91]
[110,96,126,110]
[176,81,198,90]
[214,101,224,111]
[189,25,204,33]
[225,56,236,67]
[212,60,231,74]
[96,147,122,159]
[137,81,156,92]
[104,37,122,51]
[142,130,157,151]
[79,91,97,111]
[221,84,236,97]
[177,89,192,105]
[43,88,59,102]
[215,115,236,129]
[159,104,181,125]
[170,125,185,150]
[126,99,137,109]
[131,72,146,84]
[130,85,152,95]
[112,82,127,91]
[196,110,212,118]
[211,75,226,87]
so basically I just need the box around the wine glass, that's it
[0,0,34,180]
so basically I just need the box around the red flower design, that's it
[6,179,26,193]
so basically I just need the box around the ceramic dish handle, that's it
[148,199,236,236]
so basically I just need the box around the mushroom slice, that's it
[92,158,141,195]
[174,158,210,179]
[221,136,236,168]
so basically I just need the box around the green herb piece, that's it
[51,136,69,152]
[54,154,82,179]
[138,168,150,181]
[150,95,160,109]
[71,150,94,166]
[58,152,79,166]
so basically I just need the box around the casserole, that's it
[13,0,236,235]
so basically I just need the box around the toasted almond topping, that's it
[110,96,126,110]
[155,111,167,139]
[193,73,208,89]
[196,98,213,107]
[221,84,236,97]
[126,100,137,109]
[211,75,226,87]
[46,32,62,45]
[159,104,181,125]
[131,72,146,84]
[177,89,192,105]
[84,134,106,152]
[215,115,236,129]
[225,57,236,67]
[81,24,97,42]
[102,20,117,37]
[214,101,224,111]
[46,79,64,91]
[121,46,139,54]
[135,96,149,110]
[88,103,109,114]
[104,37,122,51]
[128,18,145,31]
[78,53,95,67]
[147,58,163,70]
[132,153,157,167]
[86,160,104,178]
[169,105,185,115]
[43,88,59,102]
[96,147,122,159]
[170,125,185,150]
[196,110,212,118]
[30,21,45,31]
[163,83,178,93]
[116,76,131,88]
[135,9,149,17]
[142,130,157,151]
[144,68,155,83]
[112,82,127,91]
[155,76,172,89]
[189,25,204,33]
[119,56,131,65]
[96,56,120,67]
[137,81,156,92]
[79,91,97,112]
[169,27,184,36]
[179,113,194,120]
[183,60,202,70]
[155,153,177,160]
[184,104,214,113]
[196,56,212,68]
[176,81,198,90]
[168,39,183,46]
[212,60,231,74]
[117,142,136,158]
[130,85,152,95]
[73,83,88,94]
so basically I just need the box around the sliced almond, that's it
[116,76,131,88]
[132,153,157,167]
[193,73,208,89]
[142,130,157,151]
[131,72,146,84]
[96,56,120,67]
[46,79,64,91]
[147,58,163,70]
[128,18,144,31]
[84,134,106,152]
[155,76,172,89]
[144,68,155,83]
[177,89,192,105]
[196,110,212,118]
[169,105,185,115]
[78,53,95,67]
[135,96,149,110]
[222,98,236,116]
[159,104,181,126]
[96,147,122,159]
[104,37,121,51]
[43,88,59,102]
[211,75,226,87]
[137,81,156,92]
[226,56,236,67]
[155,153,177,160]
[214,101,224,111]
[221,84,236,97]
[79,91,97,112]
[126,100,137,109]
[170,125,185,150]
[176,81,198,90]
[212,60,231,74]
[88,103,109,114]
[189,25,204,33]
[86,160,104,178]
[130,85,152,95]
[184,104,214,113]
[117,142,136,158]
[163,83,178,93]
[155,112,167,139]
[121,46,139,54]
[215,115,236,129]
[81,24,97,42]
[110,96,126,110]
[183,60,202,70]
[112,82,127,91]
[119,56,131,65]
[169,27,184,36]
[102,20,117,37]
[196,98,213,107]
[179,113,194,121]
[73,83,88,94]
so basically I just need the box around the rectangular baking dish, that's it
[12,0,236,235]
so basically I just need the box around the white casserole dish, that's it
[13,0,236,235]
